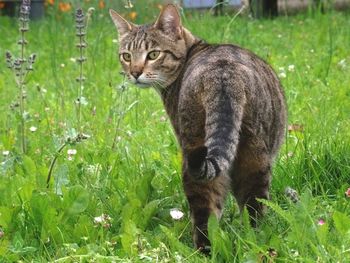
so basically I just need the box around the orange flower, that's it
[0,2,5,9]
[129,11,137,21]
[98,0,105,9]
[46,0,54,5]
[58,2,71,12]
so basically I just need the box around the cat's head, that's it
[110,5,194,89]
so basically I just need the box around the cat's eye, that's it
[121,53,131,62]
[147,51,160,60]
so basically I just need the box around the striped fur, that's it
[110,5,287,252]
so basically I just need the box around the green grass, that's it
[0,3,350,262]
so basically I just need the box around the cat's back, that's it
[183,43,280,92]
[179,42,286,155]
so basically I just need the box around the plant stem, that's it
[78,26,83,134]
[46,142,68,188]
[19,15,26,154]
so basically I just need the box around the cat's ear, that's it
[154,4,183,39]
[109,9,135,38]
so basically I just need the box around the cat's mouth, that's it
[129,76,152,88]
[134,81,151,88]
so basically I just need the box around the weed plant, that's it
[0,1,349,262]
[5,0,36,154]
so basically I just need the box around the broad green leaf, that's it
[333,211,350,235]
[0,206,12,228]
[316,223,329,246]
[54,164,69,195]
[30,191,49,230]
[120,220,139,256]
[65,185,90,216]
[22,155,36,176]
[139,200,160,230]
[135,170,154,204]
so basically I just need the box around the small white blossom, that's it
[94,214,112,228]
[170,208,184,220]
[288,65,295,72]
[338,59,346,69]
[67,149,77,155]
[60,63,65,68]
[2,151,10,156]
[29,126,37,132]
[279,72,287,78]
[112,39,118,44]
[70,57,76,63]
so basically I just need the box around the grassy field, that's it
[0,2,350,262]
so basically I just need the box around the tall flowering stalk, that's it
[5,0,36,154]
[75,8,87,134]
[46,7,92,188]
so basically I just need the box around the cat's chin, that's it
[134,82,151,88]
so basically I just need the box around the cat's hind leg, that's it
[183,169,230,252]
[231,142,272,226]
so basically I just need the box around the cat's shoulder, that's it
[184,43,257,78]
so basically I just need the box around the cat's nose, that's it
[131,71,142,79]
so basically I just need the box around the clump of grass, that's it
[5,0,36,154]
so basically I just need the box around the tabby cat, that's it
[110,5,287,252]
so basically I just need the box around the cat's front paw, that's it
[187,146,217,181]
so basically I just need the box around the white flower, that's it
[29,126,37,132]
[94,214,112,228]
[112,39,118,44]
[338,59,346,69]
[279,72,287,78]
[2,151,9,156]
[67,149,77,155]
[70,57,76,63]
[67,156,73,161]
[170,208,184,220]
[60,63,65,68]
[288,65,295,72]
